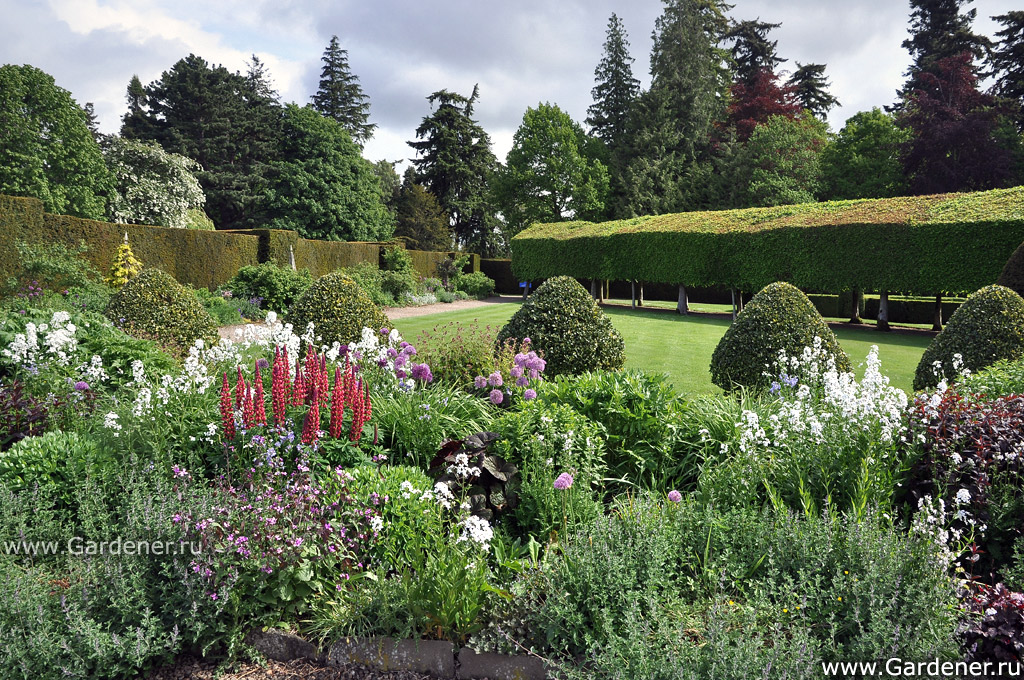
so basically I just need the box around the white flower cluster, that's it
[457,515,494,551]
[2,311,79,368]
[447,452,482,481]
[910,495,965,572]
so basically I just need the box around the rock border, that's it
[248,630,547,679]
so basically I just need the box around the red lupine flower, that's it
[349,380,365,442]
[253,363,267,425]
[272,349,287,426]
[220,372,235,439]
[293,369,307,407]
[330,366,345,439]
[235,365,245,409]
[318,354,329,399]
[242,380,255,428]
[302,385,320,446]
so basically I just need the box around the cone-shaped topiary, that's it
[288,271,389,347]
[106,268,218,350]
[913,284,1024,391]
[105,235,143,289]
[496,276,624,377]
[711,281,851,392]
[997,241,1024,299]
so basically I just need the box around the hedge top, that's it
[510,186,1024,296]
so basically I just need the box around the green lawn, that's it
[391,299,934,396]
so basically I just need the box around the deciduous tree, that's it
[102,137,206,228]
[819,108,909,200]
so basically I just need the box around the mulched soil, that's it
[142,655,431,680]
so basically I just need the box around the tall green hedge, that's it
[510,187,1024,297]
[998,240,1024,298]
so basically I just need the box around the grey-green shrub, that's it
[225,262,312,313]
[287,271,389,347]
[914,284,1024,391]
[496,276,624,377]
[105,268,218,351]
[710,281,851,392]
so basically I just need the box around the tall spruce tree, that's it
[408,86,501,255]
[898,0,990,103]
[587,14,640,148]
[990,11,1024,130]
[787,62,840,119]
[726,19,784,85]
[724,18,799,141]
[619,0,733,217]
[311,36,375,145]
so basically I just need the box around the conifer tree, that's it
[787,62,840,119]
[897,0,990,103]
[990,11,1024,130]
[311,36,375,145]
[587,14,640,149]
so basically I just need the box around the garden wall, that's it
[511,187,1024,297]
[0,195,476,290]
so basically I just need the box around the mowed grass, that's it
[390,298,934,396]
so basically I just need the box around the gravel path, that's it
[144,655,431,680]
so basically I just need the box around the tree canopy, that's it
[0,64,111,219]
[102,137,206,228]
[819,108,910,200]
[311,36,376,145]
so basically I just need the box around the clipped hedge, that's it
[710,281,851,392]
[106,268,219,350]
[913,285,1024,391]
[998,240,1024,298]
[511,187,1024,297]
[496,276,624,377]
[287,272,389,347]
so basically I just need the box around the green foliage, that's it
[998,239,1024,298]
[957,357,1024,398]
[819,108,910,200]
[414,321,500,388]
[510,186,1024,297]
[586,13,641,151]
[743,115,828,207]
[492,102,609,237]
[225,261,312,313]
[101,137,206,228]
[105,268,218,351]
[380,245,417,301]
[0,64,112,220]
[342,261,392,307]
[311,36,376,145]
[287,271,389,347]
[914,284,1024,390]
[454,271,495,299]
[263,104,392,241]
[394,180,451,251]
[496,276,624,377]
[711,282,851,392]
[9,239,107,299]
[105,240,143,289]
[787,62,840,119]
[535,370,695,490]
[0,431,115,517]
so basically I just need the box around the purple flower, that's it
[782,374,798,388]
[553,472,573,490]
[668,490,682,503]
[770,381,781,395]
[510,365,524,379]
[256,358,270,370]
[474,375,488,390]
[387,348,399,358]
[411,363,433,383]
[73,381,90,392]
[400,341,409,349]
[396,369,407,379]
[523,389,537,400]
[515,376,529,387]
[488,371,503,387]
[514,353,528,366]
[380,327,390,335]
[523,337,532,345]
[395,355,407,369]
[489,389,504,405]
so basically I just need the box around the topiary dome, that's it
[997,241,1024,299]
[105,267,218,350]
[288,271,389,347]
[710,281,851,392]
[913,284,1024,391]
[496,276,624,377]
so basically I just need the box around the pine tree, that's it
[897,0,990,103]
[619,0,733,217]
[587,14,640,148]
[82,102,101,142]
[990,11,1024,130]
[121,74,150,139]
[311,36,375,145]
[726,18,784,85]
[408,86,501,255]
[787,62,840,119]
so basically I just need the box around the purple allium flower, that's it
[510,365,524,379]
[474,375,487,389]
[523,337,531,345]
[377,358,388,367]
[387,347,399,358]
[529,369,540,380]
[396,369,407,379]
[394,355,407,369]
[489,389,504,405]
[553,472,574,490]
[523,389,537,400]
[400,341,409,349]
[380,327,390,335]
[516,376,529,387]
[514,353,528,366]
[411,363,433,382]
[404,346,417,356]
[256,358,270,370]
[73,381,89,392]
[488,371,503,387]
[668,490,683,503]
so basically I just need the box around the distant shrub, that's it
[456,272,496,299]
[343,261,392,307]
[416,322,500,388]
[105,268,218,351]
[914,285,1024,391]
[437,290,456,303]
[287,271,389,347]
[710,281,850,392]
[496,276,624,377]
[225,262,311,313]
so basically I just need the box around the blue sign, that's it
[519,281,529,288]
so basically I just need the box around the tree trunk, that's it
[677,285,689,315]
[932,295,943,331]
[849,286,863,324]
[630,281,636,308]
[638,282,643,307]
[738,291,745,312]
[591,279,598,299]
[877,291,890,332]
[731,288,737,322]
[522,282,528,300]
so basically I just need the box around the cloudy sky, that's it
[1,0,1017,168]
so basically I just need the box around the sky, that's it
[1,0,1018,169]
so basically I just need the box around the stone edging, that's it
[248,629,548,680]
